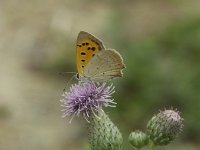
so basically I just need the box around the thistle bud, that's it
[128,130,148,149]
[88,110,123,150]
[146,109,183,145]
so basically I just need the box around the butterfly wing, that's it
[76,31,105,76]
[84,49,125,82]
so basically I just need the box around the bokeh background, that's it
[0,0,200,150]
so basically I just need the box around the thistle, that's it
[61,81,123,149]
[60,81,116,122]
[146,109,183,146]
[60,81,184,150]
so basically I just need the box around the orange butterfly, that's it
[76,31,125,82]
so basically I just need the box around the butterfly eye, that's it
[76,73,80,80]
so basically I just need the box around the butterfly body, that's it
[76,31,125,82]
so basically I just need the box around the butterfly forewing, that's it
[84,49,125,82]
[76,31,105,76]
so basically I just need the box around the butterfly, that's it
[76,31,125,82]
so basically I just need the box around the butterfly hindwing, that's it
[76,31,105,76]
[84,49,125,82]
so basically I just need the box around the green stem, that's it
[147,140,155,150]
[130,146,141,150]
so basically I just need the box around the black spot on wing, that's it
[81,52,86,55]
[81,59,85,62]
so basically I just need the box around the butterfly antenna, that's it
[63,74,76,92]
[59,71,76,76]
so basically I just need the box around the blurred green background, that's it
[0,0,200,150]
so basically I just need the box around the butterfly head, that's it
[76,73,80,80]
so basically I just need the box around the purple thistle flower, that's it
[60,81,116,123]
